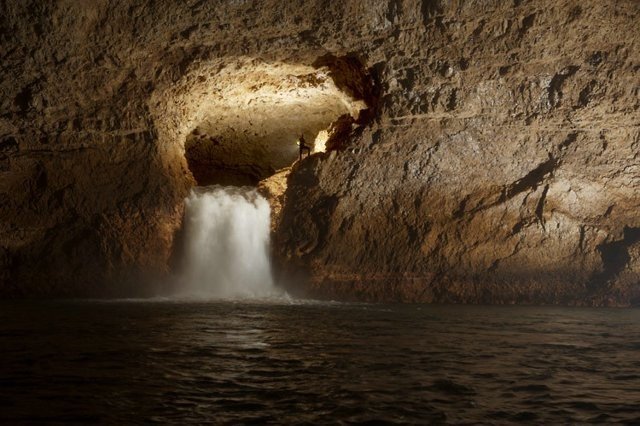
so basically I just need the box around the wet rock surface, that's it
[0,0,639,303]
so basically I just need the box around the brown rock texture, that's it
[1,0,639,304]
[273,0,640,306]
[257,167,291,234]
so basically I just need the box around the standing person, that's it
[298,133,311,160]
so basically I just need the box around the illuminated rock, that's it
[0,0,638,304]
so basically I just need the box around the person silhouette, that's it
[298,133,311,160]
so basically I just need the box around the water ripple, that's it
[0,301,639,423]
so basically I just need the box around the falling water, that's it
[176,185,278,299]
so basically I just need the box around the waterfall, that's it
[176,186,278,299]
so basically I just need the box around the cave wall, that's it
[275,0,640,305]
[1,0,638,303]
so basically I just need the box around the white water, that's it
[176,186,278,299]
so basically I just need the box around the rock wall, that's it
[1,0,638,303]
[273,0,640,305]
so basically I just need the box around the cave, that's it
[0,0,638,305]
[2,2,640,423]
[181,61,368,187]
[166,58,375,295]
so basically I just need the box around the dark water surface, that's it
[1,300,639,424]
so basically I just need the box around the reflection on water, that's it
[1,301,639,423]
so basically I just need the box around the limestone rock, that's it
[0,0,638,304]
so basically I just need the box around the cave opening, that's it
[182,57,373,188]
[166,56,377,297]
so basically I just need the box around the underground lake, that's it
[1,0,639,423]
